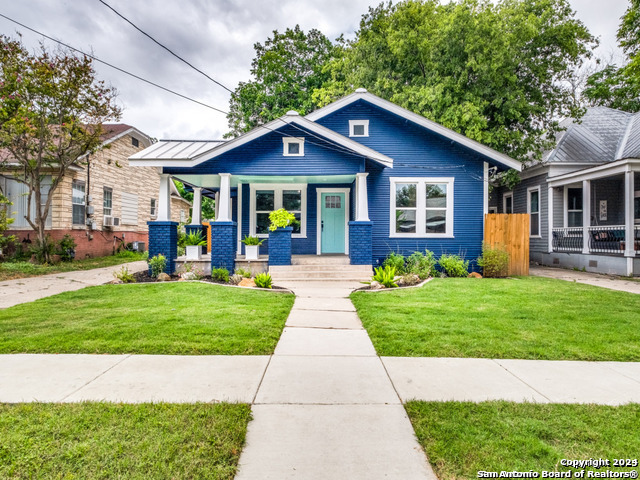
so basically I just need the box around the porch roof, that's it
[174,174,357,190]
[547,158,640,187]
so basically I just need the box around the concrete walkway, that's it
[0,261,148,309]
[531,265,640,294]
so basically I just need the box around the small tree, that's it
[0,192,16,253]
[0,35,121,262]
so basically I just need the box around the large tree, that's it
[226,25,334,137]
[0,36,121,261]
[314,0,596,162]
[583,0,640,112]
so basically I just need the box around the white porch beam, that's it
[217,173,232,222]
[548,186,554,253]
[190,187,202,225]
[355,172,370,222]
[157,174,172,222]
[582,180,591,255]
[624,170,635,265]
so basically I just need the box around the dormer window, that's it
[349,120,369,137]
[131,137,139,147]
[283,137,304,156]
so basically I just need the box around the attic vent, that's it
[349,120,369,137]
[131,137,139,147]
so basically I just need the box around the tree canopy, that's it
[0,35,121,260]
[226,25,334,137]
[583,0,640,112]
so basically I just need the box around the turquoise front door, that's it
[321,192,346,254]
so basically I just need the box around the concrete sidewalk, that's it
[531,265,640,294]
[0,260,148,309]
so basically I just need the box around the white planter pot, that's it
[185,245,201,260]
[245,245,260,260]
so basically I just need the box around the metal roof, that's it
[129,140,226,161]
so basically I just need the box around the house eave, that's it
[547,158,640,187]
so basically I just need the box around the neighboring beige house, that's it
[1,124,191,258]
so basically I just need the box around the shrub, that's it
[477,242,510,278]
[382,252,405,274]
[148,254,167,278]
[181,262,204,280]
[56,234,77,262]
[0,193,16,253]
[254,272,272,289]
[405,250,437,279]
[212,267,230,283]
[235,267,252,278]
[113,265,135,283]
[268,208,296,231]
[372,265,398,288]
[438,254,469,277]
[229,274,243,285]
[401,273,422,286]
[29,235,56,264]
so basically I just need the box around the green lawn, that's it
[406,401,640,480]
[0,251,146,281]
[351,277,640,361]
[0,283,294,355]
[0,402,250,480]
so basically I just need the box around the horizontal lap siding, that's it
[511,174,548,253]
[318,101,486,267]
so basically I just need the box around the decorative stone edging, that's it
[353,277,434,293]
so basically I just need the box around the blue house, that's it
[129,89,521,276]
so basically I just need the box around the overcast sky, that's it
[0,0,630,141]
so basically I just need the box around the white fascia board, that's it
[102,127,153,149]
[306,91,522,171]
[547,158,640,187]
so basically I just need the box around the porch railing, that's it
[551,227,583,252]
[588,225,626,254]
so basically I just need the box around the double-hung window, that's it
[150,198,157,218]
[566,187,582,227]
[390,177,454,237]
[103,187,113,216]
[528,187,541,237]
[72,180,86,225]
[503,192,513,214]
[251,184,306,237]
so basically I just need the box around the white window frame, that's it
[72,180,86,226]
[389,177,454,238]
[283,137,305,157]
[316,188,350,255]
[150,198,157,218]
[503,192,513,214]
[564,185,583,228]
[103,187,113,217]
[249,184,307,238]
[349,119,369,137]
[527,186,541,238]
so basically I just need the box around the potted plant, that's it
[242,235,264,260]
[268,208,297,231]
[184,231,206,260]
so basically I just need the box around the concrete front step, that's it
[291,255,350,265]
[270,264,372,281]
[270,265,372,273]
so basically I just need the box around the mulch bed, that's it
[130,271,290,290]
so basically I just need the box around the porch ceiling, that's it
[173,174,357,189]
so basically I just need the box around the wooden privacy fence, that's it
[484,214,530,276]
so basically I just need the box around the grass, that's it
[0,251,146,281]
[406,401,640,480]
[350,277,640,361]
[0,402,251,480]
[0,282,294,355]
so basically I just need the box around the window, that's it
[250,184,307,237]
[103,187,112,216]
[390,177,454,237]
[150,198,157,217]
[131,137,139,148]
[635,191,640,224]
[528,187,541,237]
[567,187,582,227]
[349,120,369,137]
[503,192,513,214]
[283,137,304,156]
[72,180,86,225]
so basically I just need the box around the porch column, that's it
[211,173,235,271]
[548,186,554,253]
[624,170,635,275]
[157,174,172,222]
[186,187,203,237]
[582,180,591,254]
[355,172,370,222]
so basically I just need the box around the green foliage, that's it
[180,262,204,280]
[184,231,206,246]
[241,235,264,246]
[212,267,230,283]
[29,235,56,264]
[234,267,252,278]
[477,242,510,278]
[315,0,595,162]
[55,234,76,262]
[226,25,334,137]
[268,208,296,231]
[372,265,398,288]
[177,227,187,248]
[438,254,469,277]
[0,193,16,251]
[405,250,438,279]
[173,180,216,220]
[113,265,135,283]
[148,254,167,278]
[382,252,406,274]
[254,272,273,289]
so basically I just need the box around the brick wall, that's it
[148,221,178,274]
[267,227,293,266]
[349,221,373,265]
[211,222,236,271]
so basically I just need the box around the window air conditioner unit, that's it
[103,215,114,227]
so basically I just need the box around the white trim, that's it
[389,177,455,238]
[249,183,307,238]
[349,120,369,137]
[316,188,350,255]
[625,170,635,258]
[503,192,513,214]
[582,180,591,254]
[483,162,488,238]
[527,186,541,238]
[488,206,498,214]
[547,186,554,253]
[306,91,521,171]
[283,137,305,156]
[217,173,232,222]
[355,172,370,221]
[237,183,243,255]
[548,158,640,187]
[564,184,583,228]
